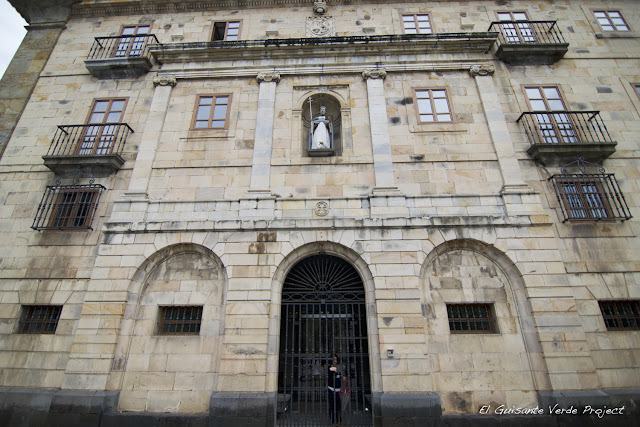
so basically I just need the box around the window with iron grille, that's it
[599,301,640,331]
[549,173,632,222]
[32,184,105,231]
[447,303,496,334]
[554,177,612,221]
[593,11,630,32]
[402,14,432,34]
[158,306,203,335]
[19,305,62,334]
[212,21,241,40]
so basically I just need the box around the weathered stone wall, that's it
[0,0,638,425]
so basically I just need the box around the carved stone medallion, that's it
[306,16,334,37]
[314,201,329,217]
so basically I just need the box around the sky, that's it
[0,0,27,79]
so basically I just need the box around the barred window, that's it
[158,306,203,335]
[447,303,496,334]
[556,178,612,220]
[402,14,432,34]
[19,305,62,334]
[49,188,100,229]
[191,95,231,129]
[414,88,453,123]
[599,301,640,331]
[594,11,630,32]
[212,21,241,41]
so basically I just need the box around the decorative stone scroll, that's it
[257,72,281,83]
[153,75,177,87]
[469,65,495,77]
[362,69,387,80]
[306,16,334,37]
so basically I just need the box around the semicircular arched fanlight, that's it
[282,254,365,302]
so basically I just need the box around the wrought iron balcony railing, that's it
[489,20,566,45]
[46,123,133,158]
[517,111,614,145]
[549,158,632,223]
[488,21,568,64]
[42,123,133,175]
[32,182,106,231]
[517,111,616,164]
[85,34,158,78]
[87,34,159,60]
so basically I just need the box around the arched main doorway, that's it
[277,254,372,426]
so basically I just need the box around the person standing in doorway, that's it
[328,354,343,426]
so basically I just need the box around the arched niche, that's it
[419,239,550,413]
[112,243,227,414]
[302,93,342,157]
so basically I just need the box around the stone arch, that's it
[419,238,550,413]
[111,243,227,414]
[267,241,382,412]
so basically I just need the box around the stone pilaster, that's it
[363,69,398,193]
[247,71,280,197]
[126,75,177,198]
[470,65,544,217]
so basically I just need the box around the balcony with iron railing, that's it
[85,34,159,78]
[42,123,133,175]
[517,111,617,165]
[488,21,568,64]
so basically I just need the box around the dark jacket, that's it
[328,364,342,390]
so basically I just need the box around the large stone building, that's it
[0,0,638,425]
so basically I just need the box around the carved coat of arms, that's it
[306,16,334,37]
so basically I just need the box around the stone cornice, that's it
[103,214,552,236]
[150,33,497,64]
[71,0,454,17]
[156,61,496,80]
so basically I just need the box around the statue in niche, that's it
[308,99,333,150]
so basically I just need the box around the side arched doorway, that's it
[277,254,372,426]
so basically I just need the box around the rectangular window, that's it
[594,11,630,32]
[212,21,241,41]
[525,86,579,144]
[115,25,150,57]
[19,305,62,334]
[191,95,231,129]
[48,188,100,229]
[599,301,640,330]
[158,306,203,335]
[80,98,127,155]
[402,14,432,34]
[497,11,535,43]
[414,88,453,123]
[447,303,496,334]
[555,178,612,220]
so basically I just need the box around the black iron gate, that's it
[277,255,372,426]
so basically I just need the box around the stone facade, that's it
[0,0,639,425]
